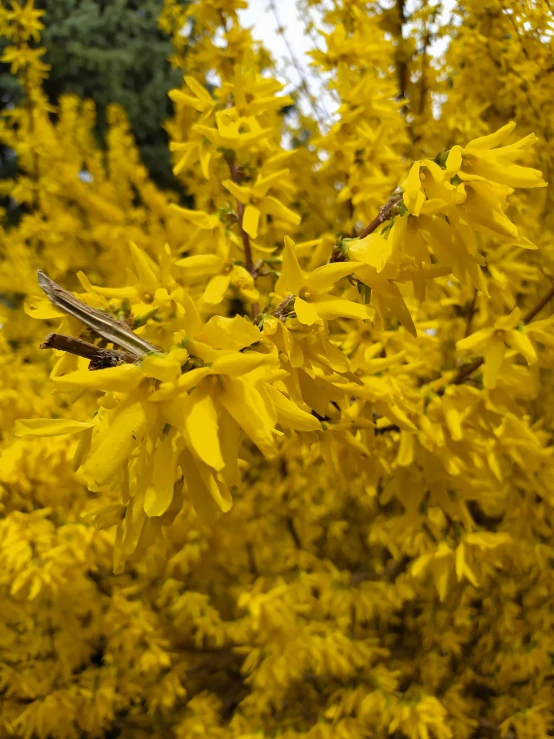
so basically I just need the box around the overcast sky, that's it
[238,0,317,90]
[238,0,453,125]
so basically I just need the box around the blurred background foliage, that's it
[0,0,188,191]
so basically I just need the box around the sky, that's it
[238,0,319,91]
[238,0,336,124]
[238,0,454,125]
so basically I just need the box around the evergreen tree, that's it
[5,0,187,189]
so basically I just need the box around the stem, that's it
[227,158,260,319]
[272,294,295,320]
[37,270,158,357]
[522,281,554,323]
[452,281,554,386]
[358,194,403,240]
[464,288,478,338]
[41,333,137,369]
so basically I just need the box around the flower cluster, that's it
[2,0,554,737]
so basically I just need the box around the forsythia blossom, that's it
[2,0,554,738]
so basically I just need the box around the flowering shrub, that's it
[2,0,554,737]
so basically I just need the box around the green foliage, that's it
[7,0,188,189]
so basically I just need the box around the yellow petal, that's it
[73,426,93,471]
[180,288,203,337]
[185,386,225,471]
[129,241,157,293]
[184,75,214,104]
[495,307,521,330]
[264,384,322,431]
[150,366,213,401]
[306,262,360,293]
[442,397,462,441]
[53,364,144,393]
[483,337,505,389]
[83,400,147,486]
[456,328,492,353]
[396,431,414,466]
[181,448,232,524]
[121,490,147,557]
[295,297,322,326]
[222,178,252,205]
[402,161,422,196]
[144,430,179,516]
[141,354,182,383]
[15,418,96,437]
[262,196,301,226]
[219,406,240,488]
[252,168,289,197]
[202,273,230,304]
[243,204,260,239]
[313,297,373,321]
[505,329,537,365]
[218,377,276,455]
[275,236,304,295]
[465,121,516,151]
[211,351,274,377]
[175,254,223,281]
[24,299,65,320]
[199,314,261,350]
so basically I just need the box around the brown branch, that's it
[41,333,137,370]
[227,159,260,319]
[452,281,554,386]
[286,516,302,549]
[522,281,554,323]
[358,193,403,240]
[464,288,478,338]
[272,294,295,320]
[38,270,158,357]
[351,554,410,585]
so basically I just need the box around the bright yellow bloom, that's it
[222,170,301,239]
[457,307,537,388]
[273,236,372,324]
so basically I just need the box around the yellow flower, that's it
[456,307,537,389]
[175,253,259,307]
[273,236,372,324]
[222,169,301,239]
[194,109,272,151]
[457,121,548,189]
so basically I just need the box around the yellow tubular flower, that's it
[456,308,537,389]
[273,236,373,324]
[222,170,301,239]
[6,3,554,735]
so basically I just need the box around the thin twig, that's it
[452,281,554,386]
[268,0,329,125]
[272,294,295,320]
[351,555,410,585]
[226,159,260,319]
[464,289,478,338]
[38,271,158,357]
[40,333,137,370]
[358,193,403,240]
[522,281,554,323]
